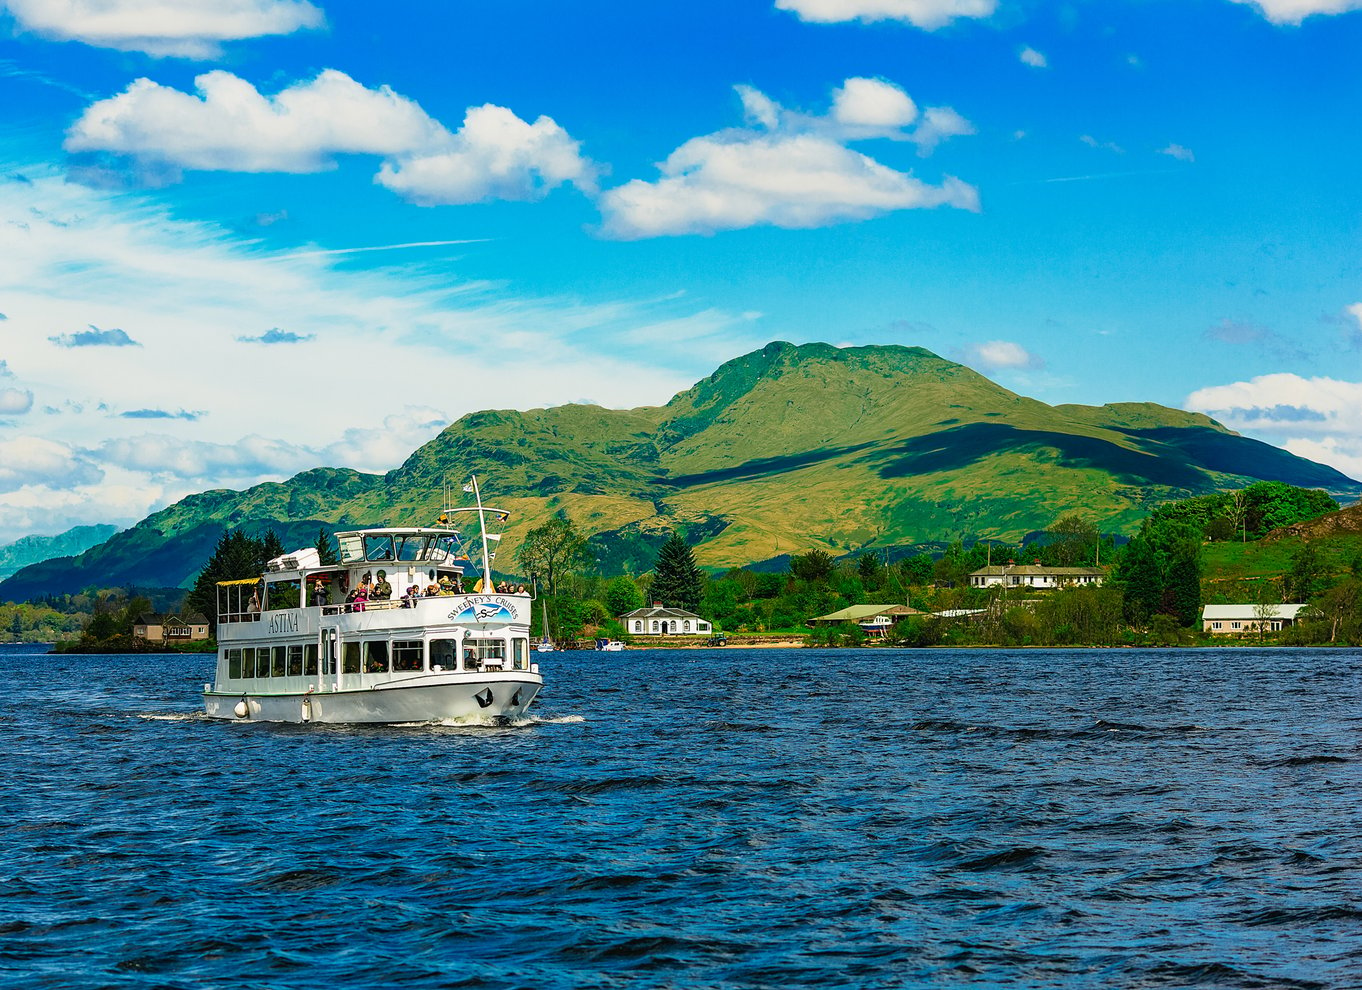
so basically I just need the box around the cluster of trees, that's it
[1150,482,1338,542]
[0,600,86,643]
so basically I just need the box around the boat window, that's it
[428,535,459,563]
[342,642,361,674]
[304,643,319,675]
[338,533,365,564]
[241,647,256,678]
[271,646,287,677]
[392,640,423,672]
[287,645,304,676]
[364,640,390,673]
[364,534,395,561]
[466,638,506,670]
[227,649,242,679]
[266,579,300,610]
[512,638,527,670]
[395,535,430,562]
[429,638,458,672]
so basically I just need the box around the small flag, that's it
[462,483,475,493]
[485,533,502,541]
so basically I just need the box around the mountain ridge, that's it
[3,341,1356,600]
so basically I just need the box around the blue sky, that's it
[0,0,1359,543]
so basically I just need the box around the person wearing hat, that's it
[438,574,455,596]
[373,569,392,600]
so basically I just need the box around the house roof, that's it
[1202,604,1309,621]
[808,604,926,624]
[970,565,1106,576]
[620,605,703,620]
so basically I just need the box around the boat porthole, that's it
[475,688,494,709]
[233,700,249,719]
[510,688,523,707]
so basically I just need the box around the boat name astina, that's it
[268,611,301,635]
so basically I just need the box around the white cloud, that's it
[375,104,597,205]
[1228,0,1362,24]
[1159,142,1195,162]
[0,388,34,414]
[66,70,448,173]
[774,0,996,29]
[831,77,918,130]
[1079,134,1125,154]
[0,437,103,491]
[65,70,594,206]
[1019,46,1047,68]
[965,340,1043,370]
[2,0,323,57]
[598,79,978,239]
[1185,373,1362,480]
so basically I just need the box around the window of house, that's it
[392,640,423,672]
[634,621,643,632]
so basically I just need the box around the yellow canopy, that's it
[215,577,263,586]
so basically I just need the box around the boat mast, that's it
[470,474,493,590]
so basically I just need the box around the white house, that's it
[807,604,927,637]
[969,565,1106,589]
[1202,604,1309,635]
[620,604,712,637]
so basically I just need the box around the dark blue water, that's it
[2,644,1360,989]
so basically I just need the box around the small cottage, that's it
[620,604,712,637]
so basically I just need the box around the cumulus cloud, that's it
[598,78,977,239]
[965,340,1043,370]
[0,437,103,491]
[65,70,594,206]
[0,387,34,414]
[774,0,996,29]
[1159,142,1195,162]
[237,328,314,344]
[0,360,12,377]
[66,70,448,173]
[1019,46,1047,68]
[1185,373,1362,480]
[376,104,597,205]
[1228,0,1362,24]
[49,325,140,347]
[1,0,323,57]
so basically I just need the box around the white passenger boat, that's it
[203,478,542,724]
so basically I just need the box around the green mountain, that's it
[4,342,1356,600]
[0,524,119,581]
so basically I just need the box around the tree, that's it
[789,549,834,583]
[651,533,703,612]
[515,516,587,596]
[856,552,884,588]
[1163,548,1202,627]
[604,575,645,618]
[260,529,286,565]
[1048,513,1099,566]
[186,530,271,630]
[314,528,339,566]
[1253,584,1282,643]
[1285,542,1324,601]
[1115,530,1161,626]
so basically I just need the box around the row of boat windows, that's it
[223,637,530,679]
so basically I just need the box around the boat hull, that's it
[204,672,542,724]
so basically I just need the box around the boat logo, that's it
[449,596,519,624]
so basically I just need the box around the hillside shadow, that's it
[656,442,876,488]
[1117,427,1360,487]
[870,423,1208,488]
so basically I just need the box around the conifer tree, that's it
[651,534,703,611]
[314,528,339,566]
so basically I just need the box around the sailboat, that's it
[536,595,555,653]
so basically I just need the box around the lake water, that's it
[2,644,1359,989]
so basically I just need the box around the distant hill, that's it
[3,341,1357,601]
[0,524,119,581]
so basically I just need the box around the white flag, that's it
[462,483,475,493]
[485,533,502,541]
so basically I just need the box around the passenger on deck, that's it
[313,579,329,607]
[438,575,455,596]
[373,570,392,600]
[247,590,261,614]
[402,584,421,607]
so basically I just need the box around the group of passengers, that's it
[309,571,530,611]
